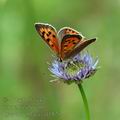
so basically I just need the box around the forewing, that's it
[60,34,82,60]
[57,27,81,41]
[64,38,96,59]
[35,23,59,54]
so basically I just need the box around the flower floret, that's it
[49,52,98,84]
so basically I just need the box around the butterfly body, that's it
[35,23,96,61]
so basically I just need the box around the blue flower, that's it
[49,52,98,84]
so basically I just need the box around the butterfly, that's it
[35,23,96,61]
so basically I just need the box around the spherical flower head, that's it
[49,52,99,84]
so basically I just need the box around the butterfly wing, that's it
[58,27,85,60]
[35,23,59,54]
[64,38,96,60]
[60,34,83,60]
[57,27,81,41]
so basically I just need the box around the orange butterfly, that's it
[35,23,96,61]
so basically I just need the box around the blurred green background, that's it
[0,0,120,120]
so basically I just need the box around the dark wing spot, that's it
[46,34,49,37]
[52,35,56,38]
[42,31,45,36]
[48,31,51,35]
[46,38,50,42]
[72,42,77,44]
[51,44,54,47]
[67,39,70,42]
[65,39,70,42]
[64,45,68,47]
[41,31,45,38]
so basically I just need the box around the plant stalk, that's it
[78,83,90,120]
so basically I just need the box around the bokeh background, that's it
[0,0,120,120]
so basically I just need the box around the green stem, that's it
[77,83,90,120]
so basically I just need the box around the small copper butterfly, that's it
[35,23,96,61]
